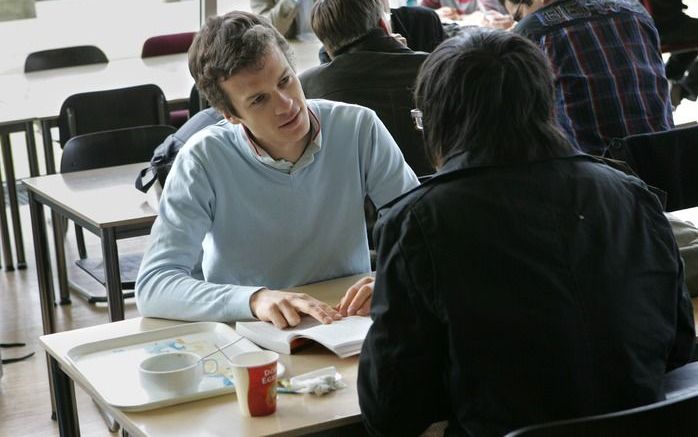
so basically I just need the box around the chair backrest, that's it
[504,392,698,437]
[607,125,698,211]
[60,125,176,173]
[188,84,210,116]
[141,31,196,58]
[24,45,108,73]
[57,84,170,149]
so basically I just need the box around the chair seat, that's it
[665,361,698,400]
[75,253,143,289]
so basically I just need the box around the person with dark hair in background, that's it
[503,0,673,155]
[136,11,419,327]
[302,0,432,176]
[358,29,694,436]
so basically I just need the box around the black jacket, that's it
[300,30,432,176]
[358,151,695,437]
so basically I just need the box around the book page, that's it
[293,316,372,348]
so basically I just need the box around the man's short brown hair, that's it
[188,11,294,116]
[311,0,385,56]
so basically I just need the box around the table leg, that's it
[24,121,40,177]
[0,163,12,271]
[101,228,125,321]
[49,355,81,436]
[40,119,57,175]
[51,211,71,305]
[28,190,58,418]
[0,132,26,269]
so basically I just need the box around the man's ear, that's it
[378,15,391,34]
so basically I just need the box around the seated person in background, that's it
[359,29,695,436]
[136,11,419,327]
[505,0,674,155]
[302,0,432,176]
[251,0,315,39]
[421,0,507,19]
[318,2,445,64]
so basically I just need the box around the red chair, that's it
[141,31,196,58]
[141,32,197,127]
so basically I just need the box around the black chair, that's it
[607,125,698,211]
[504,392,698,437]
[24,45,108,73]
[58,83,170,149]
[505,362,698,437]
[188,84,210,116]
[57,84,171,259]
[60,125,176,292]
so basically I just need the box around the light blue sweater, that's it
[135,100,419,322]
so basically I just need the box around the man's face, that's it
[219,44,310,154]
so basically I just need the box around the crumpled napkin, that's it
[281,366,346,396]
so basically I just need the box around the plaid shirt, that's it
[515,0,674,155]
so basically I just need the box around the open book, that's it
[235,316,372,358]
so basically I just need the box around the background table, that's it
[39,275,365,437]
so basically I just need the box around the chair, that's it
[188,84,210,116]
[141,32,197,128]
[141,31,196,58]
[57,83,170,148]
[24,45,108,73]
[504,393,698,437]
[57,84,171,260]
[505,362,698,437]
[607,125,698,211]
[60,125,176,291]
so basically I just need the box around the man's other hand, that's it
[337,276,374,317]
[250,289,342,328]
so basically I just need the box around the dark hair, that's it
[188,11,294,116]
[414,29,571,167]
[311,0,385,56]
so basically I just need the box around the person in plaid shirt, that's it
[504,0,674,155]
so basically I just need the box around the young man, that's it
[135,11,419,327]
[301,0,432,175]
[504,0,674,155]
[358,29,694,436]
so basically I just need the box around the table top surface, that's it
[22,162,157,230]
[39,274,365,437]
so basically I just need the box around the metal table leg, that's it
[101,228,125,322]
[51,211,71,305]
[40,119,57,175]
[0,132,26,269]
[0,164,12,271]
[28,190,58,420]
[49,356,81,436]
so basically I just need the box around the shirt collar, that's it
[243,106,322,173]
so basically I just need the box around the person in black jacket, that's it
[358,29,695,437]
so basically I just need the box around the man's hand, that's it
[481,11,515,30]
[250,289,342,328]
[390,33,408,47]
[337,276,374,317]
[436,7,461,21]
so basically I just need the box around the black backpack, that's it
[135,108,223,193]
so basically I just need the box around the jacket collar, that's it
[437,147,585,175]
[333,28,413,57]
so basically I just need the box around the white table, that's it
[39,275,365,437]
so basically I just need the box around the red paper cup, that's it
[229,351,278,417]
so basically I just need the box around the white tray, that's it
[67,322,276,412]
